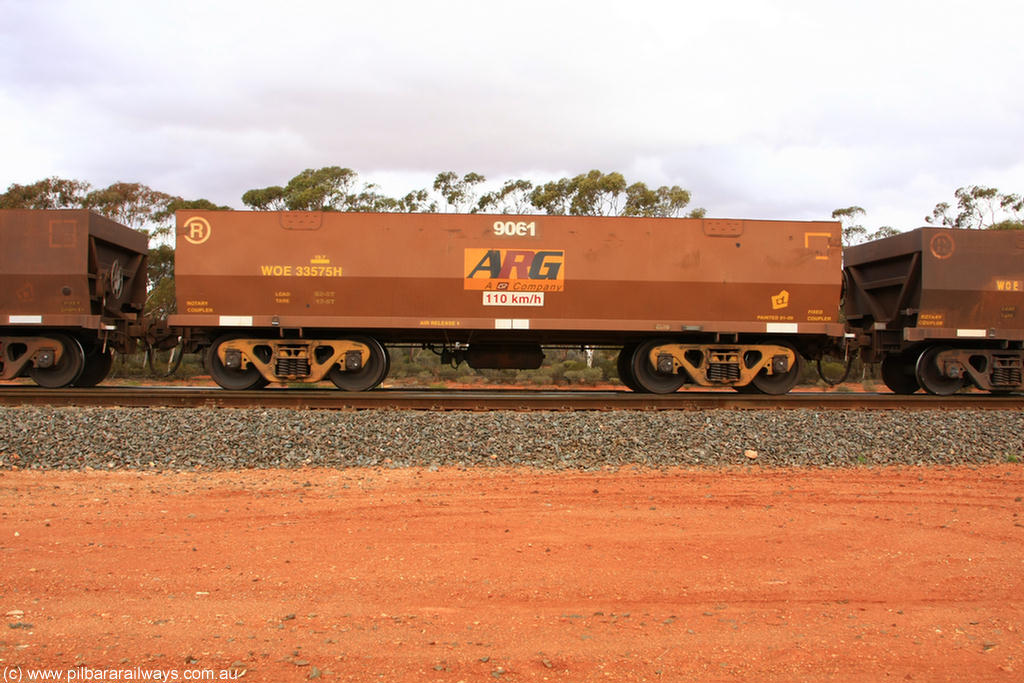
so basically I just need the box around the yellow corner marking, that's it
[804,232,832,260]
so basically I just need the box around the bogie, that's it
[204,334,390,391]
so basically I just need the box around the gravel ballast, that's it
[0,407,1022,470]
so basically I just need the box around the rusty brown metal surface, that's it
[845,228,1024,342]
[170,211,844,344]
[0,386,1019,411]
[0,209,148,338]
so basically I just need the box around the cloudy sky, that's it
[2,0,1022,229]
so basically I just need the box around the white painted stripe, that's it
[495,319,530,330]
[766,323,799,333]
[219,315,253,326]
[956,328,987,338]
[9,315,42,324]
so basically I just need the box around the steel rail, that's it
[0,386,1021,410]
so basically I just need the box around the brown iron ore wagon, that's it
[0,209,149,387]
[170,211,845,393]
[844,227,1024,394]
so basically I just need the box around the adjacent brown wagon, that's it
[170,211,845,393]
[0,209,148,387]
[844,227,1024,394]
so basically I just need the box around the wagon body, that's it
[172,211,844,342]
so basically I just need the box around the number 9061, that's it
[492,220,537,237]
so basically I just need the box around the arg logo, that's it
[464,248,565,292]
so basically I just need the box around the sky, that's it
[2,0,1023,230]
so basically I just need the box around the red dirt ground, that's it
[2,465,1022,682]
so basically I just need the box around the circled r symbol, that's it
[183,217,212,245]
[929,232,955,259]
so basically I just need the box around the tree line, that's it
[832,185,1023,246]
[0,178,230,238]
[4,169,1020,232]
[239,167,705,219]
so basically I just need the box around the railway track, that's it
[0,386,1021,410]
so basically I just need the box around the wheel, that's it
[206,335,267,390]
[915,346,965,395]
[328,337,390,391]
[29,334,85,388]
[880,354,920,394]
[630,340,685,394]
[73,347,114,387]
[746,341,804,395]
[616,344,642,392]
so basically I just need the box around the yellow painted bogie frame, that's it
[647,343,796,387]
[214,338,371,383]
